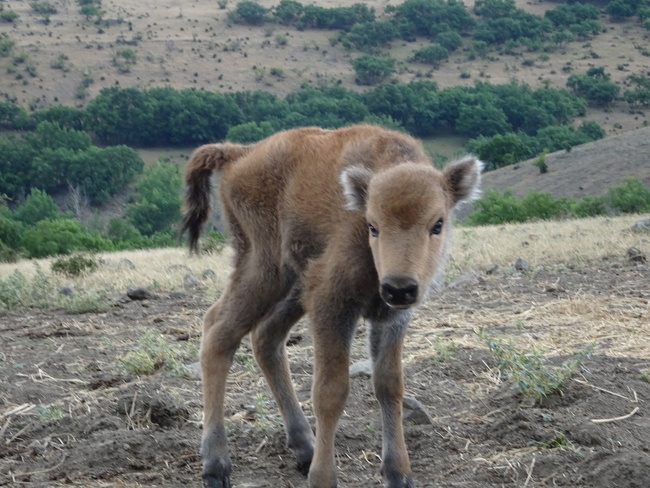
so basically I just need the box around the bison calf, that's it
[182,124,482,488]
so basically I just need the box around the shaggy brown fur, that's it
[181,124,482,488]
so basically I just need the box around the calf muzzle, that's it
[380,276,419,308]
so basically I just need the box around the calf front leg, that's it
[307,301,359,488]
[369,310,414,488]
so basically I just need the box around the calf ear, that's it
[443,155,483,207]
[340,165,373,211]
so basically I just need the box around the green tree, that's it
[229,1,268,25]
[567,68,620,105]
[126,163,182,236]
[412,43,449,67]
[226,121,275,143]
[273,0,304,24]
[20,218,112,258]
[12,189,60,226]
[467,133,531,170]
[352,55,395,85]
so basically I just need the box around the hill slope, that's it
[479,125,650,200]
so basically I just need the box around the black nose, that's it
[380,276,419,307]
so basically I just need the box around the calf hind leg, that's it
[251,283,315,474]
[201,271,286,488]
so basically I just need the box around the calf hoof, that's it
[385,475,414,488]
[203,457,232,488]
[294,444,314,476]
[203,474,231,488]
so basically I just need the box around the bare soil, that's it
[2,258,649,487]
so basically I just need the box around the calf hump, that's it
[181,143,254,253]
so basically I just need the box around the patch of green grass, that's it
[477,330,594,403]
[119,329,196,377]
[37,405,64,423]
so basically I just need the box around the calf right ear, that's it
[340,165,373,211]
[443,155,483,207]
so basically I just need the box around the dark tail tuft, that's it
[180,143,253,253]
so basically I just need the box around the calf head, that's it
[341,156,482,309]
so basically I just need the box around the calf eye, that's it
[368,223,379,237]
[431,218,444,235]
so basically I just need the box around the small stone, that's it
[627,247,647,264]
[183,273,202,289]
[202,269,217,279]
[350,360,372,378]
[187,362,202,380]
[485,264,499,275]
[631,218,650,233]
[59,286,74,296]
[126,286,154,300]
[169,290,188,299]
[403,395,434,426]
[514,258,530,272]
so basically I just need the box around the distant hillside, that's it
[478,125,650,201]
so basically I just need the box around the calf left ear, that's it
[340,165,373,211]
[443,155,483,207]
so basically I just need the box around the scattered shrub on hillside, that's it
[51,254,99,277]
[352,54,395,85]
[228,1,269,26]
[533,150,549,174]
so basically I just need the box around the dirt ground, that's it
[1,256,649,487]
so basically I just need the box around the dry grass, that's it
[1,214,646,296]
[449,214,649,272]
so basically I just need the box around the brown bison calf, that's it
[182,124,482,488]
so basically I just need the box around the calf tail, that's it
[181,143,253,253]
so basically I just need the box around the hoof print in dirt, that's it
[117,390,190,429]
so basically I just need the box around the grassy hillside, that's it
[0,0,648,136]
[479,124,650,199]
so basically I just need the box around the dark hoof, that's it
[203,475,231,488]
[384,473,414,488]
[290,439,313,476]
[296,456,312,476]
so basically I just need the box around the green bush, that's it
[20,218,113,258]
[51,254,99,277]
[466,178,650,225]
[608,177,650,213]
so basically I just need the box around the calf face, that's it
[341,156,482,309]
